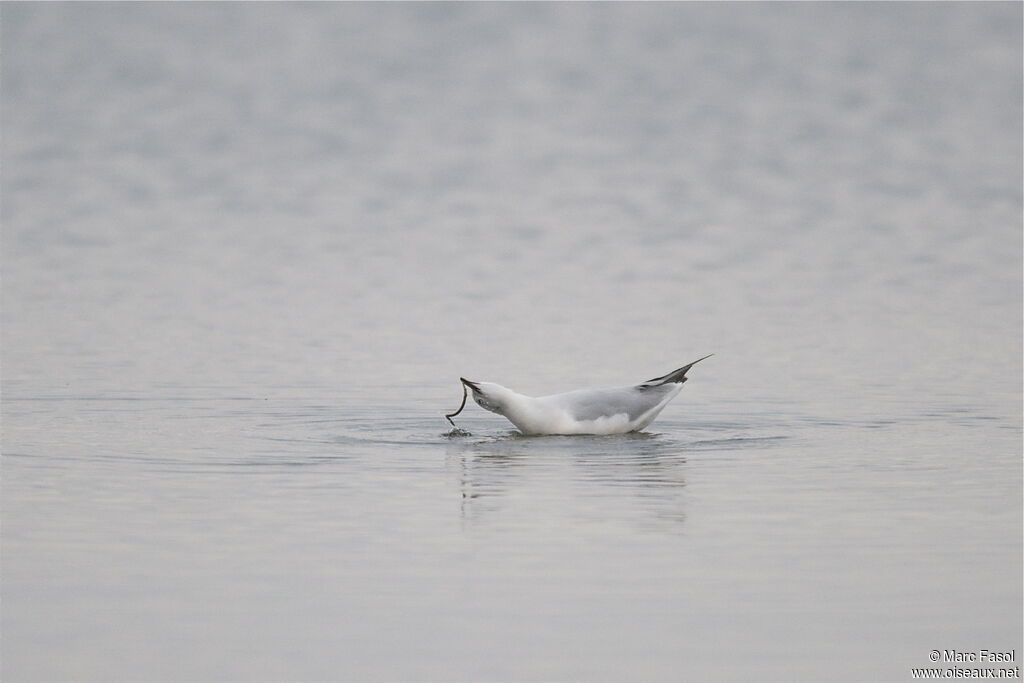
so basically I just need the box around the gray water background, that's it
[2,3,1021,681]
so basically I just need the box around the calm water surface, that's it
[3,3,1021,681]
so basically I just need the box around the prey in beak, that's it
[446,378,478,427]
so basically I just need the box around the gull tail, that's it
[641,354,714,387]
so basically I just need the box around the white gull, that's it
[452,355,712,435]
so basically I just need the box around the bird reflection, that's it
[445,430,689,530]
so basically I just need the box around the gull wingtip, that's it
[643,354,714,386]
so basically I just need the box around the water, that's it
[2,3,1021,681]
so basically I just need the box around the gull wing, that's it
[553,385,676,423]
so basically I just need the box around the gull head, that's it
[460,378,514,417]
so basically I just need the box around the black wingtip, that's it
[643,354,714,386]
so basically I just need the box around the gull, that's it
[447,355,712,435]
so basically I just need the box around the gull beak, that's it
[460,378,480,391]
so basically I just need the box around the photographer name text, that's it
[932,651,1017,664]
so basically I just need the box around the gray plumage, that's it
[555,384,679,423]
